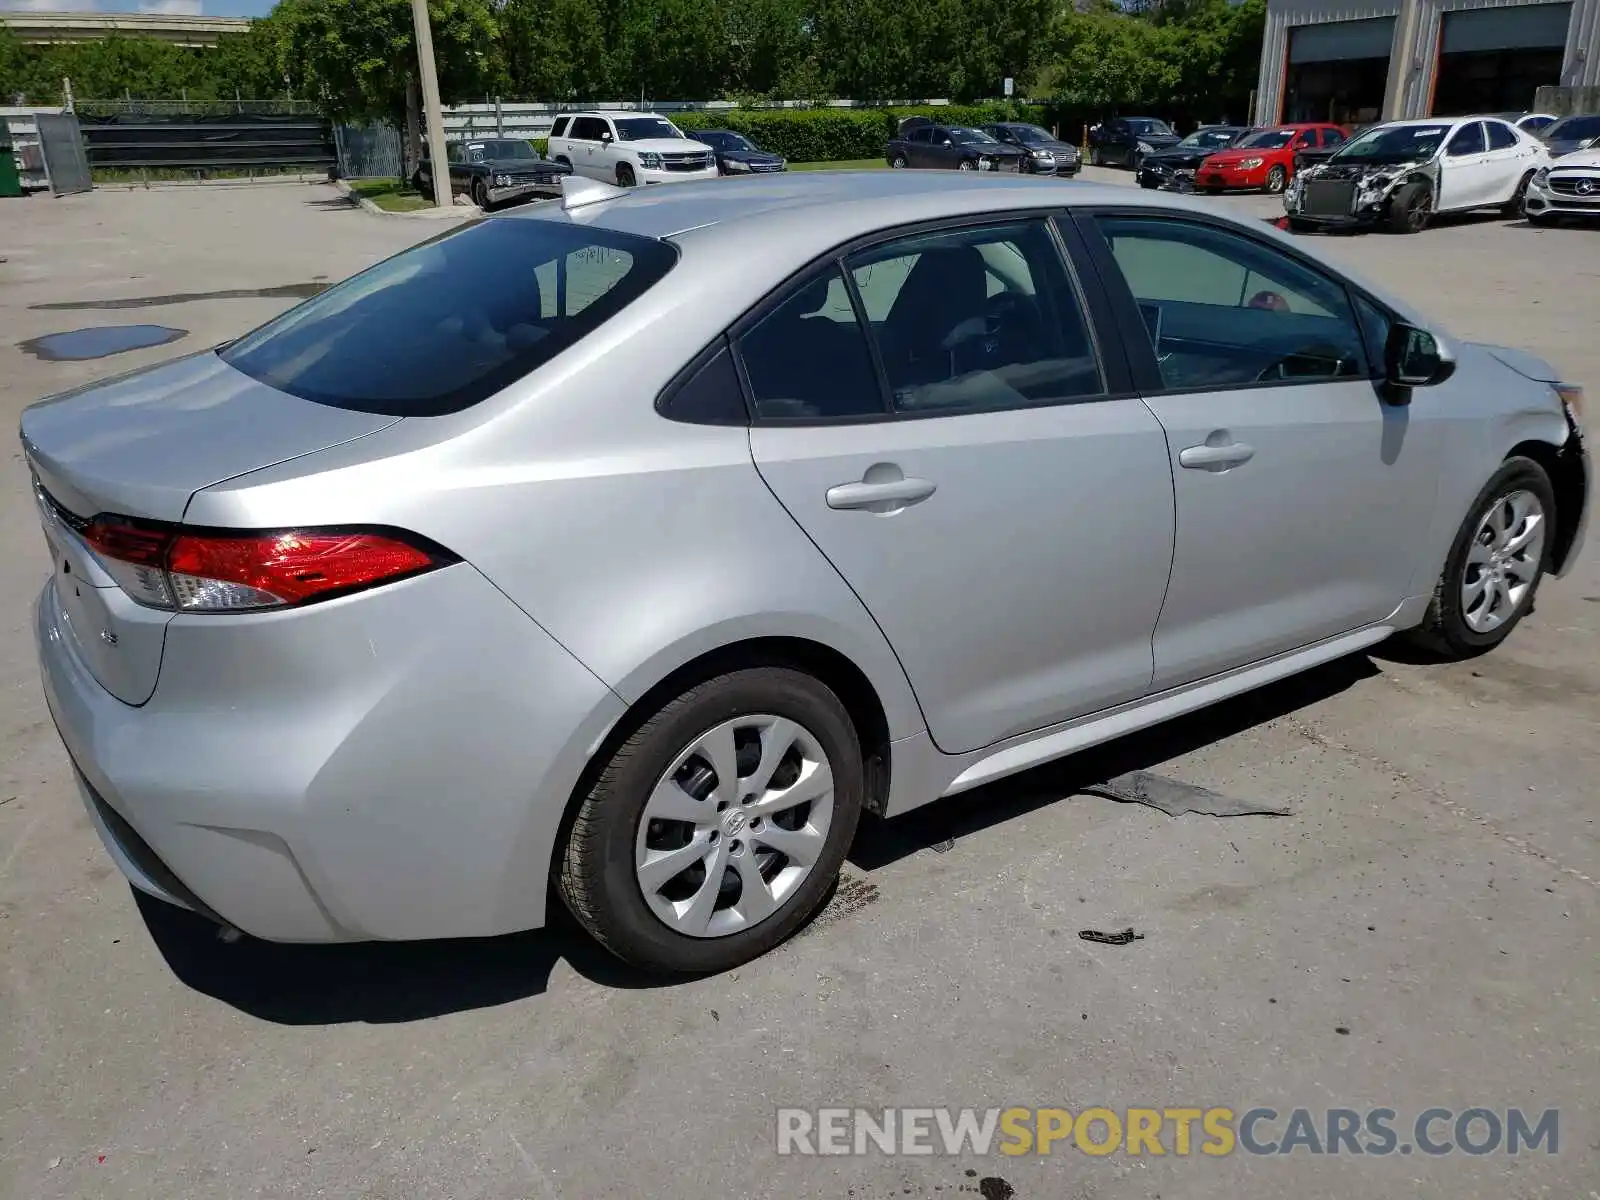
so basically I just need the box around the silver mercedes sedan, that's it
[23,171,1590,974]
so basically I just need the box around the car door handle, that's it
[1178,441,1255,471]
[826,476,937,512]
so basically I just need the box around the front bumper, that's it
[638,165,720,185]
[484,178,566,205]
[1025,156,1079,176]
[1195,168,1263,191]
[1525,177,1600,219]
[36,564,625,943]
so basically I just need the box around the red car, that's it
[1194,123,1347,194]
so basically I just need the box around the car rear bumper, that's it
[36,564,625,943]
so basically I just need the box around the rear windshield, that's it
[221,220,677,416]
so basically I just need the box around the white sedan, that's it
[1284,116,1551,233]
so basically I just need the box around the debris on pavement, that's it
[1080,771,1292,818]
[1078,927,1145,946]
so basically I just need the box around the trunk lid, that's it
[22,351,398,704]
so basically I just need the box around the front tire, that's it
[1387,180,1431,233]
[470,178,490,210]
[890,153,908,169]
[1403,457,1555,659]
[557,668,864,974]
[1265,164,1288,194]
[616,163,637,188]
[957,158,977,171]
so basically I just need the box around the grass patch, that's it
[346,178,436,212]
[790,158,887,172]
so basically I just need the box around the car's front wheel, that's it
[471,178,490,210]
[957,158,977,171]
[1265,164,1288,194]
[1403,457,1556,659]
[1387,180,1431,233]
[557,668,864,974]
[616,163,637,188]
[890,153,908,169]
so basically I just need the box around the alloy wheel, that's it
[891,154,907,169]
[635,715,835,938]
[1407,188,1431,231]
[1461,489,1545,634]
[1266,165,1287,194]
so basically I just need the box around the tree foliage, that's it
[1,0,1266,123]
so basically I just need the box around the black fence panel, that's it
[77,111,336,171]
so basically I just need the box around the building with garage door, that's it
[1255,0,1600,123]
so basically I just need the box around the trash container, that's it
[0,128,23,198]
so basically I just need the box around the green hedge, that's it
[671,109,887,163]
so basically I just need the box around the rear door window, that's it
[570,117,606,141]
[549,116,570,138]
[222,220,677,416]
[1486,121,1519,151]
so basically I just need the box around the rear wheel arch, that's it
[553,636,896,886]
[1507,437,1586,573]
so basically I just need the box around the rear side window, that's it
[739,267,886,420]
[550,116,570,138]
[1486,121,1519,151]
[222,220,677,416]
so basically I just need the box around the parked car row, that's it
[413,113,791,210]
[884,118,1080,175]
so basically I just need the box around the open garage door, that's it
[1433,3,1572,115]
[1284,18,1396,125]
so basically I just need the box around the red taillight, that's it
[69,509,451,612]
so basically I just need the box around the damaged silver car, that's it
[1285,117,1550,234]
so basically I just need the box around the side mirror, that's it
[1385,324,1455,389]
[599,131,613,144]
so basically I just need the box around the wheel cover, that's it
[1461,489,1545,633]
[635,715,835,939]
[1408,190,1431,230]
[1267,166,1286,193]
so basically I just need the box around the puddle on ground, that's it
[20,325,189,361]
[30,283,328,311]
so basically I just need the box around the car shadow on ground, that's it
[139,653,1381,1024]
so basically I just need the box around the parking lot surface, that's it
[1,176,1597,1200]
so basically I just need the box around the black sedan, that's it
[980,122,1081,175]
[412,138,570,211]
[690,129,787,175]
[1087,116,1180,168]
[1136,125,1253,189]
[885,124,1027,173]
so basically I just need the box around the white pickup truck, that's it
[546,112,718,188]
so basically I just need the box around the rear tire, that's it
[1503,171,1535,218]
[616,163,637,188]
[557,668,864,974]
[1090,147,1104,167]
[554,155,572,169]
[1402,457,1556,659]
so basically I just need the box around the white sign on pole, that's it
[1003,77,1014,97]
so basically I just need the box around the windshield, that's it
[1007,124,1054,146]
[949,128,998,145]
[1238,129,1294,150]
[1544,115,1600,141]
[222,222,677,417]
[1333,124,1448,163]
[615,117,682,141]
[470,140,537,161]
[1128,119,1173,136]
[1180,129,1241,149]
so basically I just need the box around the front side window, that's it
[949,128,997,145]
[222,221,677,416]
[1128,119,1173,136]
[846,220,1102,415]
[1447,123,1486,156]
[1095,215,1366,391]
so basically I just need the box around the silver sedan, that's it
[23,171,1590,974]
